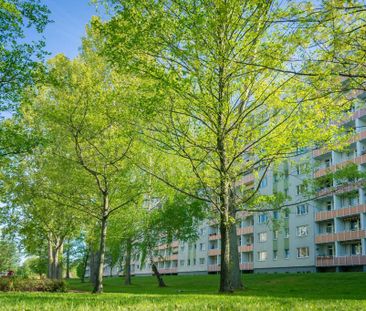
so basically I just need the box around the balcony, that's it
[208,263,253,271]
[158,268,177,274]
[208,249,221,256]
[316,255,366,267]
[315,229,366,244]
[237,226,254,235]
[240,263,254,270]
[313,147,331,158]
[315,154,366,178]
[317,181,364,198]
[208,264,220,272]
[238,244,254,252]
[157,240,179,250]
[316,204,366,221]
[208,233,220,240]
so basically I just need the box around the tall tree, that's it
[99,0,351,292]
[24,35,145,291]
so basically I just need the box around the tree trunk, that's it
[150,257,166,287]
[124,239,132,285]
[47,236,53,279]
[89,248,97,284]
[219,211,234,293]
[93,214,108,293]
[52,245,58,279]
[66,241,71,279]
[81,248,89,283]
[229,217,243,290]
[56,243,64,279]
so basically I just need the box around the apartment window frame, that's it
[258,232,268,243]
[284,249,290,259]
[258,251,267,262]
[296,204,308,215]
[258,214,268,224]
[297,247,310,258]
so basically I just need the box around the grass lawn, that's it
[0,273,365,310]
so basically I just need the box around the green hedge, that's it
[0,277,67,292]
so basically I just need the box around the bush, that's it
[0,277,67,292]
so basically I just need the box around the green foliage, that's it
[0,0,49,109]
[0,277,67,292]
[0,237,18,272]
[22,256,48,277]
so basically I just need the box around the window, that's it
[296,184,306,195]
[193,258,196,265]
[297,247,309,258]
[258,214,268,224]
[273,211,280,220]
[296,163,307,175]
[258,251,267,261]
[199,243,205,251]
[296,204,308,215]
[273,250,278,260]
[199,228,204,236]
[284,228,289,238]
[260,177,268,188]
[325,158,332,168]
[180,244,185,252]
[284,209,290,219]
[199,258,205,265]
[187,259,190,266]
[326,222,333,234]
[350,219,360,231]
[327,244,334,256]
[179,260,185,266]
[296,225,308,237]
[351,243,361,255]
[284,249,290,259]
[273,230,279,240]
[258,232,267,242]
[326,201,332,211]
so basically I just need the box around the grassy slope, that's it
[0,273,366,310]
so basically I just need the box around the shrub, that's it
[0,277,67,292]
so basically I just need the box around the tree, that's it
[23,31,146,291]
[1,150,83,280]
[99,0,351,292]
[0,236,18,272]
[0,0,49,110]
[307,1,366,93]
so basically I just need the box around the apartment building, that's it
[120,100,366,276]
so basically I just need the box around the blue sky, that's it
[33,0,104,59]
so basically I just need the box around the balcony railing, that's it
[208,226,254,240]
[208,263,254,271]
[208,249,221,256]
[237,226,254,235]
[240,263,254,270]
[238,244,254,252]
[317,180,364,198]
[316,255,366,266]
[316,204,366,221]
[315,154,366,178]
[315,229,366,243]
[158,268,177,274]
